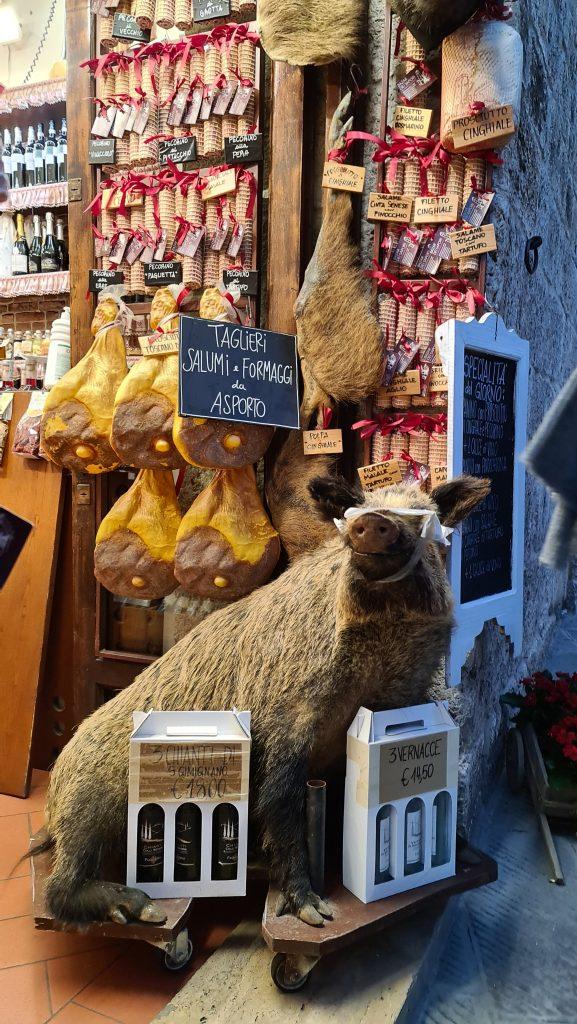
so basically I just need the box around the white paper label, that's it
[406,808,423,865]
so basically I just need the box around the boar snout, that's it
[348,514,399,555]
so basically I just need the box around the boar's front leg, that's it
[256,740,332,927]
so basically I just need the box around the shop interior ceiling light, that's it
[0,4,22,45]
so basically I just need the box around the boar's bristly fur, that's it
[391,0,481,52]
[257,0,365,66]
[41,475,489,929]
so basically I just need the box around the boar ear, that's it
[308,475,364,521]
[432,476,491,527]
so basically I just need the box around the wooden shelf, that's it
[0,78,66,115]
[0,271,70,298]
[0,181,68,212]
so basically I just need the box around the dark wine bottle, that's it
[211,803,239,881]
[174,803,202,882]
[374,804,393,884]
[2,128,12,189]
[11,127,25,189]
[56,218,68,270]
[44,120,57,183]
[25,126,36,187]
[12,213,29,275]
[136,804,165,883]
[29,214,42,274]
[41,211,61,272]
[56,117,67,182]
[34,123,45,185]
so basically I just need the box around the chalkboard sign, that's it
[88,138,116,165]
[223,269,258,296]
[179,317,300,430]
[89,269,124,293]
[159,135,197,167]
[112,12,150,41]
[192,0,231,21]
[144,262,183,286]
[460,348,516,603]
[224,133,263,166]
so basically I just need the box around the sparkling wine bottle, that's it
[56,218,68,271]
[41,211,61,272]
[12,212,29,275]
[29,214,42,274]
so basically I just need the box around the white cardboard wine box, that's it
[127,709,251,898]
[343,702,458,903]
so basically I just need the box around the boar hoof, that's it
[275,889,333,928]
[100,883,167,925]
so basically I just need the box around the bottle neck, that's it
[45,213,54,236]
[16,214,25,237]
[33,215,41,236]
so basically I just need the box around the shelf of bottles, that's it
[1,107,69,286]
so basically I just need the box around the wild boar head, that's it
[309,474,490,608]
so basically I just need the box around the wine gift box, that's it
[343,701,458,904]
[126,709,251,898]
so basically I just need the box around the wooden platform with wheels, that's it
[262,843,498,991]
[30,831,195,971]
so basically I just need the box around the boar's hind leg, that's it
[256,743,332,927]
[45,844,167,926]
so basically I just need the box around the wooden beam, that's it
[66,0,99,724]
[266,63,305,334]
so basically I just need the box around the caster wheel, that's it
[506,728,525,793]
[271,953,311,992]
[164,938,193,971]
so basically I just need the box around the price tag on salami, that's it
[139,332,180,356]
[449,223,497,259]
[357,460,402,492]
[303,429,343,455]
[393,105,433,138]
[322,161,366,193]
[224,133,263,166]
[192,0,231,21]
[201,168,236,201]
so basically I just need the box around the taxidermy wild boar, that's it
[40,473,488,928]
[391,0,482,52]
[257,0,364,65]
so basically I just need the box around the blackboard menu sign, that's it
[460,348,516,603]
[112,12,150,41]
[179,317,300,430]
[89,269,124,293]
[89,138,116,165]
[223,269,258,296]
[144,262,183,286]
[192,0,231,21]
[224,134,263,166]
[159,135,198,167]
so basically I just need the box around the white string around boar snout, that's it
[333,508,453,584]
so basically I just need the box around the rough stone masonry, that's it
[361,1,577,830]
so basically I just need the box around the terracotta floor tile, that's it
[51,1005,121,1024]
[0,961,51,1024]
[0,773,49,819]
[47,946,123,1014]
[0,914,113,971]
[29,809,46,836]
[0,813,31,880]
[75,944,188,1024]
[0,874,33,919]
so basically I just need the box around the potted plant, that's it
[501,671,577,810]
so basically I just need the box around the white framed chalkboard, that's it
[437,313,529,686]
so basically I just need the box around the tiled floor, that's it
[0,770,246,1024]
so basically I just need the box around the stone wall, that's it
[362,1,577,829]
